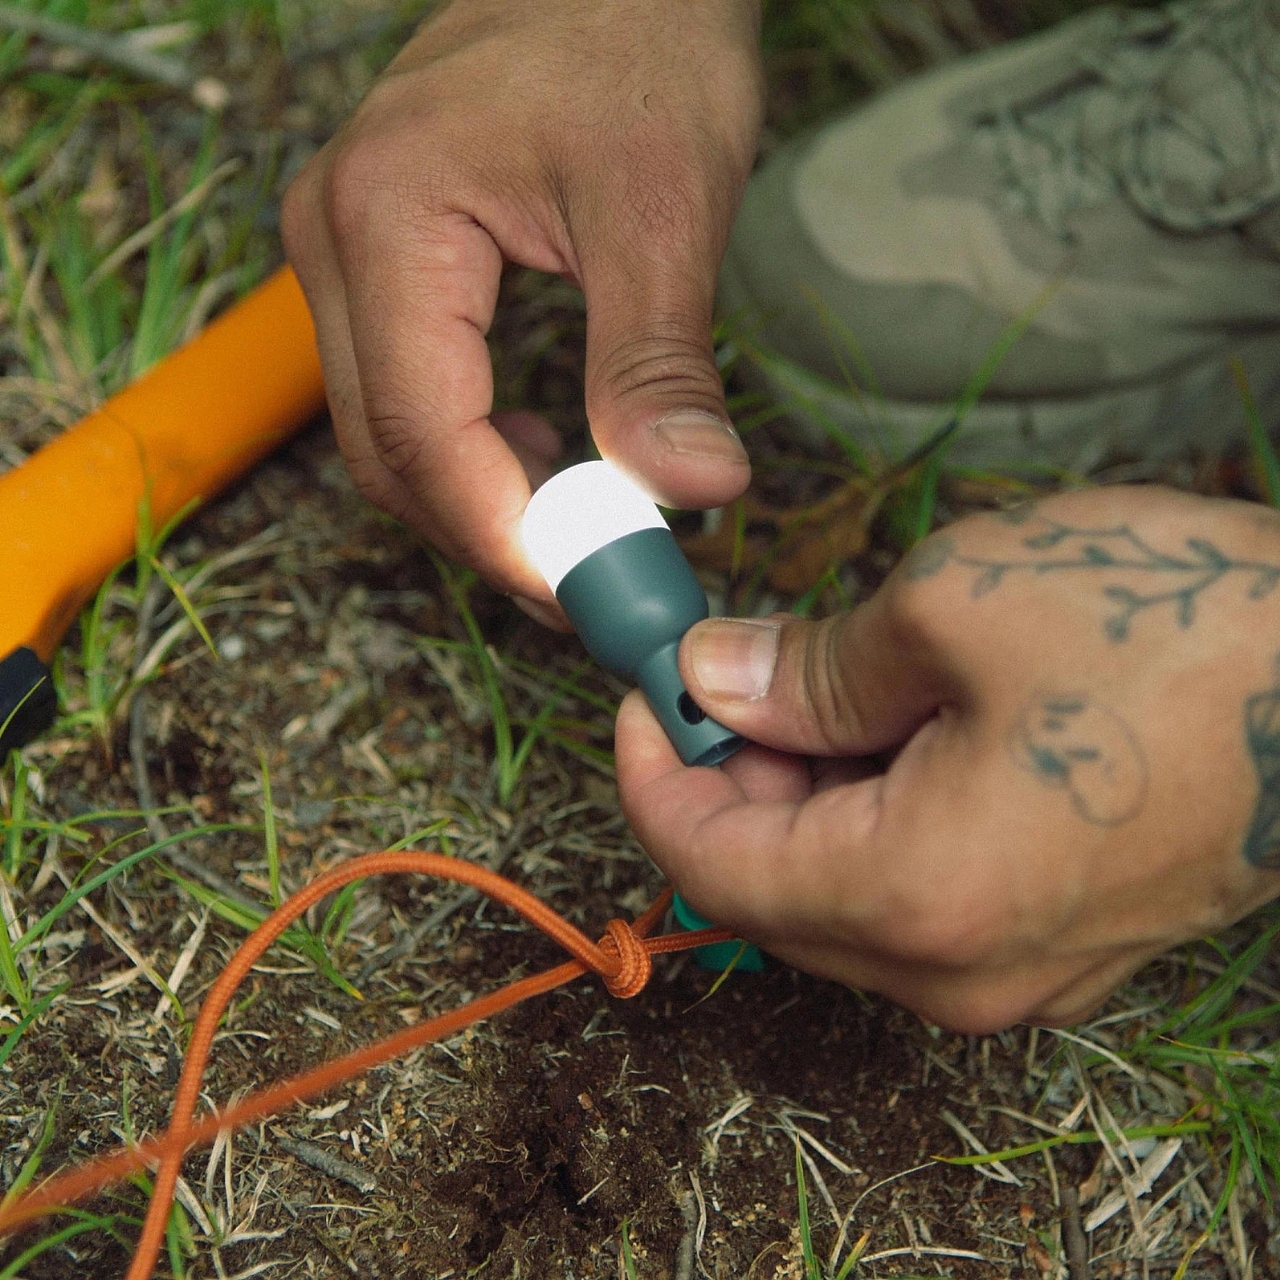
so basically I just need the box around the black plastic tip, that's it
[0,648,57,756]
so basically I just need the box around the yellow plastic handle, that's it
[0,266,325,662]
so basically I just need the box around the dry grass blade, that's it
[51,858,172,1005]
[149,907,210,1025]
[84,159,243,290]
[828,1161,934,1268]
[704,1093,754,1158]
[858,1244,994,1264]
[1084,1138,1183,1233]
[1066,1045,1153,1266]
[939,1108,1023,1185]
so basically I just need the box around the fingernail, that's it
[652,411,748,464]
[512,595,566,630]
[687,618,780,701]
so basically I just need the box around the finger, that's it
[482,412,573,629]
[618,691,1088,1033]
[718,742,814,804]
[326,169,552,599]
[574,168,751,512]
[615,690,886,938]
[282,161,420,525]
[510,594,574,632]
[491,410,563,491]
[678,601,949,757]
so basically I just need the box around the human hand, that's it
[617,486,1280,1031]
[282,0,762,625]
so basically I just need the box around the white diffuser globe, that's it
[521,460,667,592]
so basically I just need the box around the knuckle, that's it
[365,411,428,485]
[886,876,1009,970]
[340,443,445,555]
[321,141,389,244]
[339,447,402,518]
[618,161,705,243]
[606,103,746,243]
[320,120,446,244]
[931,985,1031,1036]
[800,618,859,752]
[880,561,952,647]
[897,911,996,971]
[279,160,323,267]
[586,326,722,415]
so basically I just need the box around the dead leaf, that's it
[680,477,881,596]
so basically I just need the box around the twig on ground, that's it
[672,1185,697,1280]
[274,1134,377,1194]
[1062,1183,1091,1280]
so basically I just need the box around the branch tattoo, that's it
[908,505,1280,863]
[905,508,1280,642]
[1244,657,1280,870]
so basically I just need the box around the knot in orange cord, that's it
[597,918,653,998]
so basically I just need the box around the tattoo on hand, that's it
[1010,692,1148,825]
[1243,656,1280,869]
[912,511,1280,642]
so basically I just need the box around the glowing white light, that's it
[521,460,668,592]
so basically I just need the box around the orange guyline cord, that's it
[0,851,733,1279]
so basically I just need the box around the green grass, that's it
[928,912,1280,1252]
[52,492,216,752]
[619,1220,639,1279]
[427,552,613,800]
[0,796,241,1031]
[1131,913,1280,1216]
[794,1139,866,1280]
[1,3,277,411]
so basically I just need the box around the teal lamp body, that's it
[521,461,743,768]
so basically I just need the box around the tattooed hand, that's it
[616,485,1280,1032]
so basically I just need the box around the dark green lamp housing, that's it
[522,460,744,768]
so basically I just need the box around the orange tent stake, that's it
[0,266,325,752]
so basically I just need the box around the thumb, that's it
[578,208,750,510]
[678,602,946,757]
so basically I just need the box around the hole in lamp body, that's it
[677,692,706,725]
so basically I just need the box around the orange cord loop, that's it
[597,918,653,998]
[0,851,736,1280]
